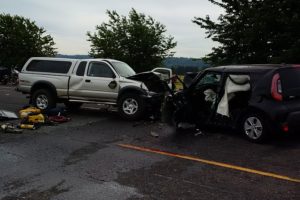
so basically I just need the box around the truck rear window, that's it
[280,67,300,97]
[26,60,72,74]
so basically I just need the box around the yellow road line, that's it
[118,143,300,183]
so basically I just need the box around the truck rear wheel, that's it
[32,89,56,110]
[118,93,145,120]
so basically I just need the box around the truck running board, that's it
[69,99,117,105]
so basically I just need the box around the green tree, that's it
[0,14,56,69]
[87,8,177,72]
[193,0,300,65]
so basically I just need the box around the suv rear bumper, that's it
[284,111,300,133]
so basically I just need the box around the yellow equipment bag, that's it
[19,107,41,119]
[27,113,45,124]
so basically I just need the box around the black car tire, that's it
[118,93,145,120]
[32,89,56,110]
[240,112,270,143]
[1,76,8,85]
[64,102,83,111]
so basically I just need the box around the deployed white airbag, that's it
[217,75,250,117]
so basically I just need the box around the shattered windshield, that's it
[111,61,136,78]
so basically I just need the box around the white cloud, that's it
[0,0,224,57]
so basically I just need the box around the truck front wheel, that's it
[32,89,56,110]
[118,93,145,120]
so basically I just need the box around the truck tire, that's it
[118,93,145,120]
[32,89,56,110]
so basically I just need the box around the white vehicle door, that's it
[152,68,173,89]
[69,61,119,102]
[68,61,88,100]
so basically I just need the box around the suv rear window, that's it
[26,60,72,74]
[280,67,300,97]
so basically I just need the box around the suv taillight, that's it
[271,73,282,101]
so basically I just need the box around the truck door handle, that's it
[85,79,91,83]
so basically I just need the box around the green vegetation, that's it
[87,8,177,72]
[193,0,300,65]
[0,14,56,69]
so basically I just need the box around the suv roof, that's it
[208,64,286,73]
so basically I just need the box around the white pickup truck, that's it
[17,57,173,120]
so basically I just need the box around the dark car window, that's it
[280,67,300,97]
[196,72,221,88]
[26,60,72,74]
[87,62,115,78]
[76,62,87,76]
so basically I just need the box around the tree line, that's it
[1,0,299,72]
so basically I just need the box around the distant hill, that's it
[56,55,209,75]
[163,57,207,68]
[163,57,209,75]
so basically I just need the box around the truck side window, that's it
[76,62,87,76]
[26,60,72,74]
[87,62,115,78]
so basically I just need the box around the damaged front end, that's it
[161,76,190,126]
[126,71,171,117]
[127,71,168,93]
[162,71,252,131]
[162,90,185,125]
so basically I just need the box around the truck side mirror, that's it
[108,80,117,89]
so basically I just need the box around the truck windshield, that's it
[111,61,136,78]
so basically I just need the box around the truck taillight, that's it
[271,73,282,101]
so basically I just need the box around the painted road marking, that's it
[118,144,300,183]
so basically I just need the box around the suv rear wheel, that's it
[241,112,269,143]
[118,93,145,120]
[32,89,56,110]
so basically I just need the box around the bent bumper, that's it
[141,93,164,113]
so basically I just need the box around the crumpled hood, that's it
[127,72,166,93]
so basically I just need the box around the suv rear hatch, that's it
[276,66,300,131]
[279,66,300,99]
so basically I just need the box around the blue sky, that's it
[1,0,223,58]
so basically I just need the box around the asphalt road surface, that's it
[0,85,299,200]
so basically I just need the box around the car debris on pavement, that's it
[0,110,18,120]
[150,131,159,138]
[0,123,23,134]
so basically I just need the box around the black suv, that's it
[165,64,300,142]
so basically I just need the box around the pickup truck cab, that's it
[18,57,172,120]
